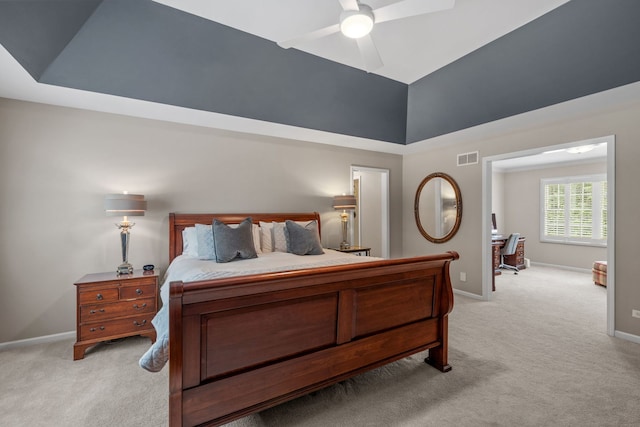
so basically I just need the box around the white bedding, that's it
[139,250,380,372]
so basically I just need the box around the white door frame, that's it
[481,135,615,336]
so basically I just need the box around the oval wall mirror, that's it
[414,172,462,243]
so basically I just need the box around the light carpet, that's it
[1,265,639,426]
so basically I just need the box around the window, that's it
[540,174,607,246]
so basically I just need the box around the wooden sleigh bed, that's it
[167,212,458,427]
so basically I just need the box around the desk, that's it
[491,236,526,290]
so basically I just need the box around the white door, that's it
[352,166,389,258]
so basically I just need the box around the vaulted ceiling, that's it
[151,0,571,84]
[1,0,639,152]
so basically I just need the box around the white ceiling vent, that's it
[457,151,479,166]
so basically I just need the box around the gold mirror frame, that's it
[414,172,462,243]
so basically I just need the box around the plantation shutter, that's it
[569,182,593,238]
[540,174,606,246]
[600,181,607,239]
[544,183,565,237]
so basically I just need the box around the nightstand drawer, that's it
[79,315,155,341]
[120,284,156,300]
[80,297,156,322]
[79,288,119,304]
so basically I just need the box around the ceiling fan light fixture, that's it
[340,5,374,39]
[566,144,596,154]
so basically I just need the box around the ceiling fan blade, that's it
[373,0,455,24]
[356,34,383,72]
[338,0,360,11]
[277,23,341,49]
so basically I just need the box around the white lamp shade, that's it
[333,195,357,210]
[104,194,147,216]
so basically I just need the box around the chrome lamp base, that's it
[339,211,351,249]
[117,263,133,275]
[116,220,135,275]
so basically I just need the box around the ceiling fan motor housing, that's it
[340,4,375,39]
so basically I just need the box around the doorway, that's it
[351,166,390,258]
[481,136,615,335]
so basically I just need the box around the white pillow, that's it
[260,221,316,253]
[181,227,198,257]
[195,224,216,260]
[251,223,262,254]
[259,221,274,252]
[272,222,287,252]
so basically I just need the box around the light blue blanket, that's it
[138,251,380,372]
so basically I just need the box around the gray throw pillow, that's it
[212,217,258,263]
[284,220,324,256]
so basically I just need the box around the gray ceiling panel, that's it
[0,0,102,80]
[406,0,640,143]
[38,0,408,144]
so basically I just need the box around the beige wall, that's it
[403,100,640,338]
[403,142,483,295]
[0,98,403,343]
[500,161,607,269]
[3,95,639,342]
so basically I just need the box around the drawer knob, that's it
[133,303,147,310]
[89,309,106,315]
[90,326,106,332]
[135,288,143,295]
[96,293,103,300]
[133,320,147,327]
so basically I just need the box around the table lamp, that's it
[332,194,357,249]
[104,192,146,275]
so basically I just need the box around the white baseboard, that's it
[453,288,483,300]
[530,261,591,274]
[0,331,75,351]
[614,330,640,345]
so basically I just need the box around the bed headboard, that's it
[169,212,322,262]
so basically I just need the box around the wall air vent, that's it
[457,151,479,166]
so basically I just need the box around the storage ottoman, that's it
[592,261,607,287]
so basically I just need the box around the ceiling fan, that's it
[277,0,455,72]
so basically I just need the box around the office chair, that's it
[499,233,520,274]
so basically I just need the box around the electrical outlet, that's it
[632,309,640,319]
[460,272,467,282]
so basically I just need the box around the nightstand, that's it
[73,270,159,360]
[331,246,371,256]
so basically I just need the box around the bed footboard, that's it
[169,252,458,427]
